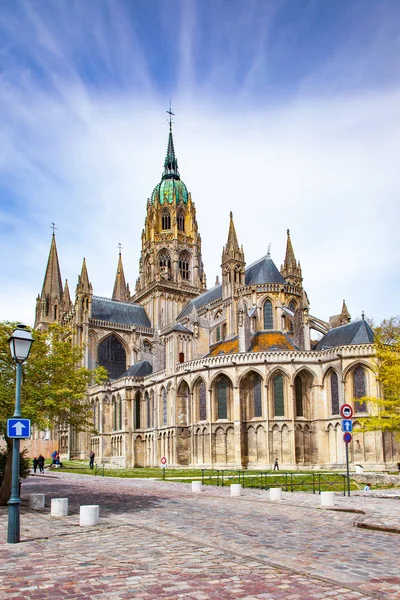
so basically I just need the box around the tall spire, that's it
[226,211,240,253]
[162,103,180,181]
[112,247,130,302]
[280,229,302,284]
[41,233,63,308]
[221,211,245,300]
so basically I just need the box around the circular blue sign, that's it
[343,432,352,444]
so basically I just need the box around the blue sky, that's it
[0,0,399,328]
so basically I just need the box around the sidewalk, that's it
[0,472,399,599]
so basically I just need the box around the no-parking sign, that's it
[160,456,167,468]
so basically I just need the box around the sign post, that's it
[160,456,167,480]
[341,405,353,497]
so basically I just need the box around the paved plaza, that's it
[0,473,400,599]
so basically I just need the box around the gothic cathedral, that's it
[34,118,399,470]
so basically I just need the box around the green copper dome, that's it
[150,122,189,204]
[151,178,188,204]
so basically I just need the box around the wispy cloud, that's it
[0,0,399,327]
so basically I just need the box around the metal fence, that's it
[201,470,348,495]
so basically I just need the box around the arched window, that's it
[145,392,150,429]
[197,380,206,421]
[179,251,190,280]
[162,388,167,426]
[353,366,367,412]
[273,374,284,417]
[98,335,126,380]
[330,372,339,415]
[143,340,152,354]
[135,393,141,429]
[93,401,97,429]
[177,211,185,232]
[216,326,221,342]
[112,396,117,431]
[216,377,228,419]
[294,375,303,417]
[159,251,171,280]
[263,300,273,329]
[179,352,185,363]
[117,395,122,430]
[253,373,262,418]
[162,209,171,230]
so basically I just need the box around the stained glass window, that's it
[354,366,366,412]
[274,375,284,417]
[135,393,141,429]
[330,372,339,415]
[163,388,167,425]
[253,374,262,417]
[217,378,228,419]
[199,381,207,421]
[146,392,150,429]
[98,335,126,380]
[263,300,273,329]
[295,375,303,417]
[117,395,122,430]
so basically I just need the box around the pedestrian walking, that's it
[397,462,400,474]
[89,450,95,469]
[38,454,45,473]
[51,449,58,465]
[32,457,39,473]
[273,458,279,471]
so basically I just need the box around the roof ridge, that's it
[93,295,142,307]
[245,252,273,271]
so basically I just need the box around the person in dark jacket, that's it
[32,457,39,473]
[38,454,45,473]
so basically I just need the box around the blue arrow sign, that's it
[7,418,31,439]
[342,419,353,432]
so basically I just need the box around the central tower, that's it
[133,115,206,329]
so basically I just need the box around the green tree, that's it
[0,322,107,505]
[360,316,400,434]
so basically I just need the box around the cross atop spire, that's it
[162,102,180,181]
[50,222,57,236]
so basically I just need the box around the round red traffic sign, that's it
[343,432,352,443]
[340,404,353,419]
[160,456,167,465]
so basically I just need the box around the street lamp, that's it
[7,324,34,544]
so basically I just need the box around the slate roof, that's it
[122,360,153,378]
[177,284,223,319]
[315,320,374,350]
[245,255,286,286]
[162,323,192,335]
[91,296,151,327]
[178,255,285,320]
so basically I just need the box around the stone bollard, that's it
[80,505,100,526]
[192,481,202,493]
[355,465,364,474]
[30,493,45,509]
[269,487,282,501]
[230,484,242,497]
[320,491,335,507]
[51,498,68,517]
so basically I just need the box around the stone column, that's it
[233,385,242,467]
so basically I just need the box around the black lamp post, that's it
[7,324,34,544]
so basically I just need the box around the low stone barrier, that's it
[320,491,335,507]
[230,484,242,497]
[51,498,68,517]
[30,493,45,509]
[192,481,202,493]
[80,505,100,526]
[269,487,282,501]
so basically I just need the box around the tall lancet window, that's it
[263,299,273,329]
[162,209,171,230]
[354,366,367,413]
[179,251,190,280]
[159,251,171,280]
[177,211,185,232]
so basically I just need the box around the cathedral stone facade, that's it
[34,121,399,470]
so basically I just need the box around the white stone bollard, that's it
[230,484,242,497]
[192,481,203,493]
[320,491,335,507]
[355,466,364,474]
[269,487,282,501]
[30,493,45,509]
[51,497,68,517]
[80,505,100,526]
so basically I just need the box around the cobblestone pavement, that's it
[0,473,399,599]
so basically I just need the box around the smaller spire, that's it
[341,299,351,323]
[225,211,240,253]
[112,249,129,302]
[41,232,63,306]
[280,228,302,284]
[77,257,91,294]
[62,279,72,311]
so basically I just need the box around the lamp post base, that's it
[7,498,21,543]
